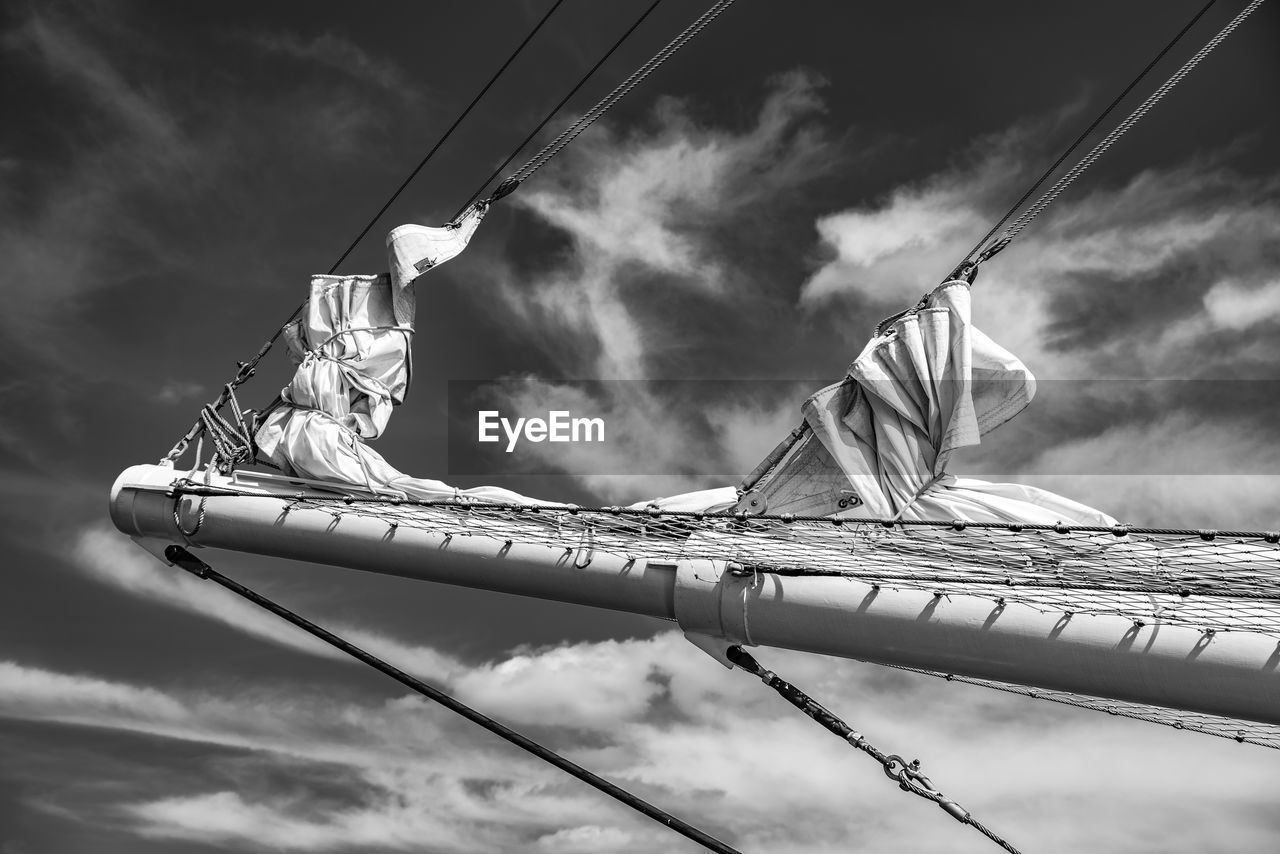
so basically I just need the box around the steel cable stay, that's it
[451,0,739,220]
[947,0,1220,283]
[448,0,665,222]
[158,546,743,854]
[958,0,1265,277]
[872,0,1265,341]
[726,647,1023,854]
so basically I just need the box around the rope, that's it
[328,0,566,273]
[167,480,1280,543]
[726,646,1022,854]
[883,663,1280,751]
[451,0,664,221]
[162,2,565,464]
[964,0,1266,272]
[454,0,739,219]
[951,0,1219,278]
[162,545,744,854]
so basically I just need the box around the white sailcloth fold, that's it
[254,206,556,504]
[797,281,1114,525]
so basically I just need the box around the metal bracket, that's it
[674,559,755,667]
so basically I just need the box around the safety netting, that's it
[175,479,1280,749]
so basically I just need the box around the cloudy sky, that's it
[3,1,1280,852]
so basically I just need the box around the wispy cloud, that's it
[1,9,191,353]
[246,30,414,96]
[466,70,835,500]
[153,380,206,405]
[0,4,409,475]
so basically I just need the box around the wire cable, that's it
[327,0,566,274]
[727,646,1022,854]
[163,546,743,854]
[451,0,663,220]
[453,0,739,219]
[952,0,1219,277]
[960,0,1265,274]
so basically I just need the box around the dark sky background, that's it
[3,1,1280,852]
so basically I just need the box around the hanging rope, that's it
[960,0,1266,275]
[725,646,1023,854]
[454,0,739,219]
[161,545,744,854]
[162,2,565,466]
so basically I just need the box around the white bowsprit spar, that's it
[112,461,1280,731]
[106,1,1279,852]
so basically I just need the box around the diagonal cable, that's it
[964,0,1266,272]
[450,0,664,220]
[952,0,1219,275]
[163,546,743,854]
[453,0,739,219]
[163,1,565,464]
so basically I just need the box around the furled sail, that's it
[745,281,1115,525]
[257,232,1111,526]
[254,205,555,505]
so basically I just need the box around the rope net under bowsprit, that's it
[175,480,1280,749]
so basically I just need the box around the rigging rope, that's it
[950,0,1219,279]
[961,0,1266,274]
[453,0,739,219]
[451,0,664,221]
[170,480,1280,636]
[162,545,744,854]
[162,2,565,466]
[884,664,1280,751]
[726,646,1022,854]
[326,0,566,275]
